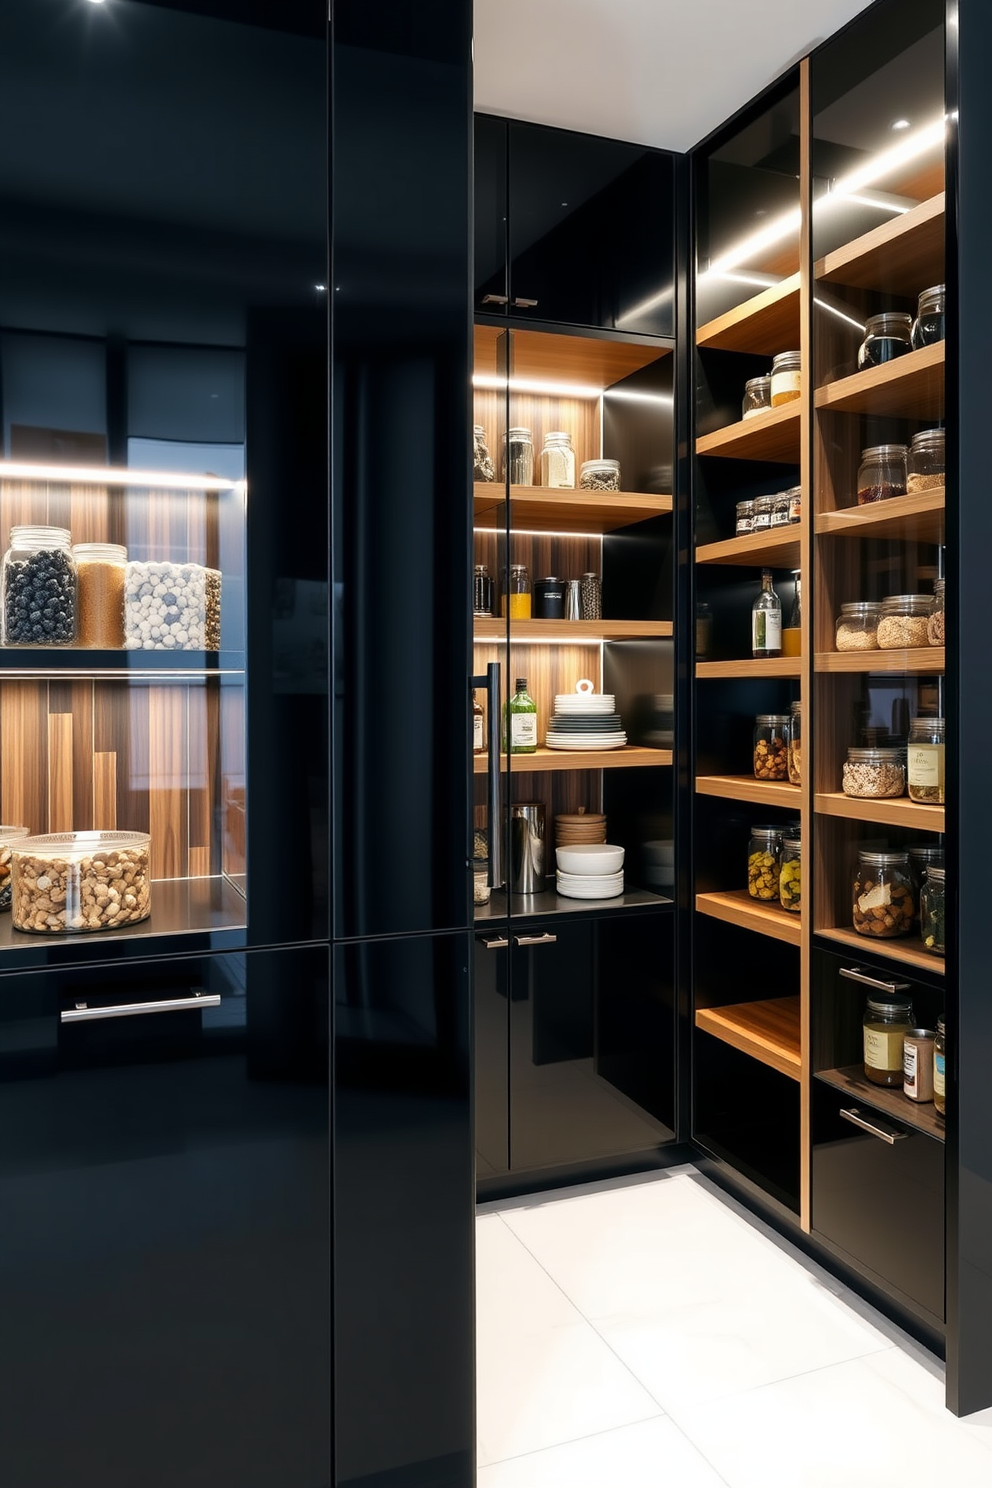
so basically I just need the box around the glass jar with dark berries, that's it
[2,526,77,646]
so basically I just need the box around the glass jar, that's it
[779,833,801,913]
[503,427,534,485]
[920,865,945,955]
[501,564,531,620]
[473,860,491,906]
[204,568,222,651]
[770,350,801,406]
[835,601,880,652]
[907,716,945,803]
[11,829,152,933]
[863,995,915,1087]
[578,458,620,491]
[540,431,575,489]
[753,714,790,781]
[770,491,791,528]
[853,849,914,939]
[736,499,755,535]
[858,311,913,369]
[877,594,931,649]
[2,526,77,646]
[907,427,945,494]
[124,561,208,650]
[857,444,908,505]
[0,825,29,911]
[748,825,782,901]
[473,563,494,616]
[473,425,496,483]
[787,701,802,785]
[912,284,945,350]
[695,602,712,660]
[842,746,906,799]
[787,486,802,524]
[72,542,126,649]
[908,844,944,926]
[927,578,945,647]
[934,1017,946,1116]
[752,494,774,531]
[580,571,602,620]
[742,375,772,419]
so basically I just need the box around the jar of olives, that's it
[748,825,782,902]
[779,834,801,913]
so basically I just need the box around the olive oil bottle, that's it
[752,568,782,658]
[504,676,538,754]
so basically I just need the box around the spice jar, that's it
[736,500,755,535]
[501,564,532,619]
[920,865,946,954]
[903,1029,936,1103]
[503,428,534,485]
[908,844,944,925]
[73,542,126,649]
[742,375,772,419]
[842,746,906,799]
[0,825,29,911]
[753,714,790,781]
[877,594,931,649]
[912,285,945,349]
[853,849,914,939]
[927,578,945,646]
[770,491,791,528]
[857,444,908,504]
[788,701,802,785]
[748,825,782,901]
[907,716,945,803]
[863,995,915,1087]
[787,486,802,524]
[752,494,774,531]
[204,568,222,651]
[580,572,602,620]
[540,431,575,489]
[770,351,801,406]
[907,428,945,494]
[2,526,77,646]
[857,311,913,369]
[779,833,801,913]
[579,458,620,492]
[474,563,495,616]
[934,1017,946,1117]
[835,601,880,652]
[473,861,491,906]
[695,602,712,660]
[474,425,496,483]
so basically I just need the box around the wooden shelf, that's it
[815,792,944,834]
[696,996,801,1081]
[696,401,801,463]
[817,1066,944,1143]
[696,656,801,679]
[473,618,672,643]
[817,925,944,977]
[697,774,802,810]
[696,889,801,946]
[815,192,945,298]
[815,647,943,674]
[473,323,671,388]
[695,523,801,569]
[695,274,801,354]
[814,341,944,418]
[473,484,673,534]
[815,487,944,544]
[473,745,672,775]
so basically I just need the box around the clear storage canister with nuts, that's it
[73,542,126,648]
[0,825,29,911]
[742,375,771,419]
[787,700,802,785]
[920,865,946,954]
[907,716,945,803]
[2,526,77,646]
[857,444,908,505]
[753,714,790,781]
[863,994,915,1088]
[842,745,905,799]
[11,829,151,933]
[204,567,222,650]
[853,849,914,939]
[748,825,781,901]
[907,427,945,494]
[877,593,931,649]
[125,561,207,650]
[779,833,801,913]
[835,601,880,652]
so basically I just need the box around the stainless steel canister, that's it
[564,578,582,620]
[509,802,546,893]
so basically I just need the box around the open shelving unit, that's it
[473,745,672,775]
[696,996,801,1081]
[695,889,801,947]
[473,484,672,534]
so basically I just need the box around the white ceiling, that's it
[473,0,878,153]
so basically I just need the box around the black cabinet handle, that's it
[511,297,538,309]
[477,935,508,951]
[471,662,503,889]
[513,933,556,947]
[481,293,508,306]
[839,1107,908,1145]
[61,989,220,1023]
[839,966,912,995]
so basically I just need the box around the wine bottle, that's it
[504,676,538,754]
[752,568,782,658]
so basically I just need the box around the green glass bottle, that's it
[504,676,538,754]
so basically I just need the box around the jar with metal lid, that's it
[473,563,494,616]
[920,865,946,955]
[927,578,945,646]
[863,995,915,1087]
[908,844,944,925]
[904,1029,936,1102]
[751,494,774,531]
[853,849,914,939]
[579,458,621,491]
[907,427,945,494]
[501,564,531,620]
[473,425,496,482]
[787,486,802,524]
[540,431,575,489]
[0,825,29,911]
[857,444,908,504]
[912,284,945,349]
[748,825,782,901]
[580,572,602,620]
[842,746,905,799]
[858,311,913,369]
[934,1017,946,1116]
[835,601,880,652]
[877,594,931,649]
[770,351,801,406]
[907,716,945,803]
[2,526,77,646]
[779,833,801,913]
[736,499,755,535]
[787,701,802,785]
[503,427,534,485]
[753,713,790,781]
[742,375,772,419]
[770,491,791,528]
[73,542,126,649]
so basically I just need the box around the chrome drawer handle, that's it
[840,966,912,995]
[478,935,508,951]
[513,933,556,947]
[61,990,220,1023]
[839,1107,909,1145]
[480,293,509,305]
[512,297,538,308]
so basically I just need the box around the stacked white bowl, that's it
[555,843,625,899]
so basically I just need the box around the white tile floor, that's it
[476,1165,992,1486]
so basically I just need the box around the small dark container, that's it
[533,577,566,619]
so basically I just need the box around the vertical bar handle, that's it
[472,662,503,890]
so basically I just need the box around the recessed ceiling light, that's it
[891,118,911,130]
[315,283,327,291]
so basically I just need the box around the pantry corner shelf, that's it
[816,925,944,978]
[695,996,801,1082]
[695,889,801,947]
[815,792,944,833]
[696,656,802,679]
[696,774,802,810]
[695,523,801,569]
[473,618,672,642]
[695,401,801,463]
[814,646,943,675]
[813,340,944,419]
[817,1067,945,1144]
[695,273,801,355]
[473,745,672,775]
[472,484,672,535]
[814,191,945,298]
[815,487,944,544]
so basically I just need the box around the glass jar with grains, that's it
[73,542,126,649]
[877,594,931,649]
[753,714,790,781]
[835,601,880,651]
[920,865,946,955]
[907,716,945,803]
[742,375,772,419]
[579,458,621,491]
[748,825,782,901]
[863,995,915,1088]
[779,834,801,913]
[540,431,575,489]
[787,700,802,786]
[858,311,913,369]
[928,579,945,646]
[857,444,908,505]
[842,746,906,799]
[907,427,945,494]
[473,425,496,483]
[770,351,801,406]
[853,849,914,939]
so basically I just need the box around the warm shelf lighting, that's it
[0,461,242,492]
[472,373,603,399]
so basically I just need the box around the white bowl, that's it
[556,844,625,875]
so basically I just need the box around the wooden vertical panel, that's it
[69,483,112,545]
[148,685,187,879]
[221,681,246,881]
[69,681,95,829]
[1,682,49,833]
[95,680,148,840]
[473,640,602,747]
[93,752,118,829]
[47,712,73,832]
[187,680,211,873]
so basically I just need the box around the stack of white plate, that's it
[555,843,625,900]
[546,692,627,751]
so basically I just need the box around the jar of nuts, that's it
[853,849,914,939]
[907,427,945,494]
[787,701,801,785]
[877,594,931,649]
[779,834,801,913]
[753,714,790,781]
[11,830,151,934]
[0,825,29,910]
[748,825,782,901]
[835,601,880,651]
[842,746,906,799]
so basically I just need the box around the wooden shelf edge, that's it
[814,192,945,287]
[473,746,673,774]
[695,273,801,353]
[814,647,943,674]
[815,487,944,539]
[696,889,802,946]
[816,925,944,977]
[814,340,944,413]
[817,1066,945,1143]
[695,526,802,567]
[814,792,945,833]
[696,996,802,1081]
[696,401,801,461]
[696,775,802,809]
[696,657,802,679]
[473,619,673,642]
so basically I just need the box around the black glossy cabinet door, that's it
[0,947,330,1488]
[475,928,510,1178]
[475,113,509,314]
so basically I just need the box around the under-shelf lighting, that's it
[0,460,242,493]
[472,373,603,399]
